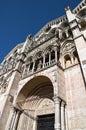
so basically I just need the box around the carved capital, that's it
[61,101,66,107]
[53,96,61,104]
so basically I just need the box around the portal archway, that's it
[16,75,54,130]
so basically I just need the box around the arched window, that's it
[29,62,33,71]
[62,32,67,39]
[45,53,49,63]
[51,50,55,60]
[34,51,43,71]
[64,54,72,68]
[73,51,78,64]
[26,57,33,72]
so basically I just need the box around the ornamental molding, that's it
[73,0,86,14]
[60,40,75,55]
[0,73,11,94]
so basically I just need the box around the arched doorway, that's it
[16,76,54,130]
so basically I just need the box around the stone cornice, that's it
[73,0,86,14]
[34,15,67,39]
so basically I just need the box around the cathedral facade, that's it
[0,0,86,130]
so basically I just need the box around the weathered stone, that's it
[0,1,86,130]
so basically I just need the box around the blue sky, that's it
[0,0,82,63]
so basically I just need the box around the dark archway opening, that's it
[37,114,54,130]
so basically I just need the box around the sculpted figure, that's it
[26,34,33,47]
[37,60,42,70]
[55,28,62,40]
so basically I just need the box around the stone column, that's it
[65,30,69,38]
[61,101,66,130]
[62,56,65,69]
[53,96,61,130]
[5,106,16,130]
[71,55,74,65]
[49,51,51,65]
[65,106,69,130]
[27,64,30,72]
[32,60,35,72]
[43,53,45,68]
[5,106,21,130]
[13,110,21,130]
[10,110,17,130]
[54,47,58,63]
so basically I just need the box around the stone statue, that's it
[55,28,62,40]
[25,34,36,50]
[37,60,42,70]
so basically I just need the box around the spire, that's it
[65,6,75,23]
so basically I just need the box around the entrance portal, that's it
[37,114,54,130]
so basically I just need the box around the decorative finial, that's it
[65,6,70,11]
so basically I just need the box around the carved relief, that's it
[0,65,6,76]
[38,98,54,109]
[0,49,20,75]
[61,41,75,55]
[0,76,8,94]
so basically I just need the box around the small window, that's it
[64,54,72,68]
[73,51,78,64]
